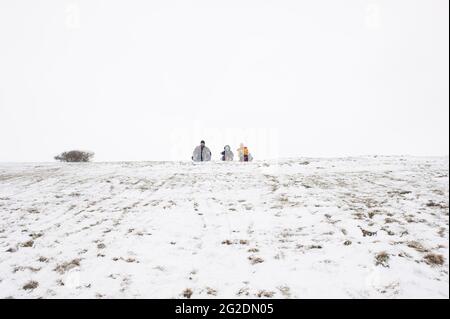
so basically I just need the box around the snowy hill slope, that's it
[0,156,448,298]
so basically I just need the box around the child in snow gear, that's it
[237,143,245,160]
[221,145,234,161]
[192,140,212,162]
[238,144,253,162]
[243,147,249,162]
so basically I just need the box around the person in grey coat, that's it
[192,140,212,162]
[221,145,234,161]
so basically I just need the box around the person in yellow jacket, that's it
[237,143,253,162]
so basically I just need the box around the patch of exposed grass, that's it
[54,258,81,274]
[256,290,275,298]
[277,286,291,298]
[426,201,448,209]
[375,251,390,267]
[385,218,399,224]
[368,211,377,219]
[20,240,34,248]
[222,239,249,245]
[237,287,250,296]
[407,241,428,253]
[182,288,193,299]
[38,256,49,263]
[13,266,41,273]
[23,281,39,290]
[424,253,445,266]
[29,232,43,239]
[206,287,217,296]
[27,208,40,214]
[125,257,137,263]
[248,255,264,265]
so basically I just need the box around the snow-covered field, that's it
[0,156,448,299]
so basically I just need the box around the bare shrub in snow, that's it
[54,150,94,162]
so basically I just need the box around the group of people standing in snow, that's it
[192,140,253,162]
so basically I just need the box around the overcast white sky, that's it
[0,0,448,162]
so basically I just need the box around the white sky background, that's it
[0,0,448,162]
